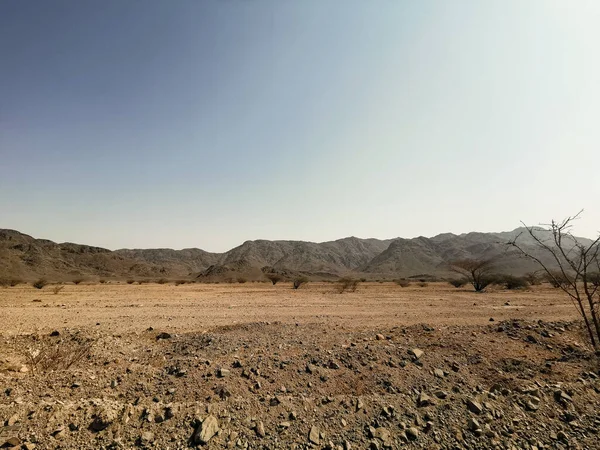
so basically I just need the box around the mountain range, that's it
[0,227,588,281]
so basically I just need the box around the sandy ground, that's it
[0,282,578,334]
[1,282,598,450]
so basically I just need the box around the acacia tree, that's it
[507,211,600,351]
[450,258,496,292]
[265,273,282,285]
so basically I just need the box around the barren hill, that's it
[0,227,591,281]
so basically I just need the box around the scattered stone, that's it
[418,392,434,407]
[217,368,230,378]
[371,427,392,447]
[406,427,419,441]
[466,399,483,414]
[255,421,265,437]
[90,405,118,431]
[308,425,320,445]
[554,390,572,403]
[376,334,385,340]
[409,348,424,359]
[139,431,154,446]
[468,418,481,432]
[7,415,18,427]
[194,415,219,445]
[434,390,448,399]
[50,330,60,336]
[434,368,444,378]
[355,398,364,412]
[3,437,21,447]
[156,332,171,340]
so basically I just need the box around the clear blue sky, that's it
[1,0,599,251]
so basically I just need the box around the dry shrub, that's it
[32,279,48,290]
[293,277,308,289]
[99,279,107,284]
[418,282,428,287]
[448,278,467,288]
[174,280,187,286]
[500,275,528,290]
[25,338,94,374]
[237,277,247,284]
[524,272,541,286]
[1,278,25,287]
[156,278,168,285]
[395,279,410,287]
[72,278,85,285]
[545,271,570,288]
[52,285,65,295]
[587,272,600,288]
[337,277,359,293]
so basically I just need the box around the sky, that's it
[1,0,599,252]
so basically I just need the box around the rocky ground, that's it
[0,284,599,449]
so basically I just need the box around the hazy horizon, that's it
[2,1,599,252]
[2,223,591,253]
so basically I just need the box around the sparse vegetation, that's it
[174,279,187,286]
[25,338,94,374]
[293,277,308,289]
[126,279,135,284]
[99,279,107,284]
[265,273,282,285]
[156,278,168,285]
[524,271,542,286]
[395,279,410,287]
[237,277,247,284]
[450,258,496,292]
[72,278,85,285]
[9,279,23,287]
[418,282,428,287]
[337,277,359,293]
[544,271,569,288]
[448,278,467,288]
[499,275,528,290]
[508,211,600,351]
[589,272,600,288]
[52,285,65,295]
[32,279,48,290]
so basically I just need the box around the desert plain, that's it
[0,282,598,449]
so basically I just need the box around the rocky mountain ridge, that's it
[0,227,590,280]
